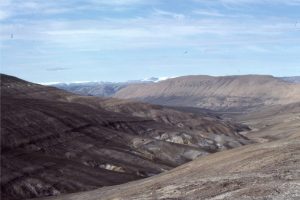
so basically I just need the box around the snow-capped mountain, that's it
[142,77,171,82]
[46,77,172,97]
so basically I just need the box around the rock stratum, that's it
[0,74,250,200]
[114,75,300,111]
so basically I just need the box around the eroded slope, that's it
[42,132,300,200]
[1,74,250,200]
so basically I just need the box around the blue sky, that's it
[0,0,300,83]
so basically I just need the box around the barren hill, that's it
[0,74,250,200]
[33,96,300,200]
[114,75,300,111]
[40,131,300,200]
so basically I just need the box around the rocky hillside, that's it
[1,74,250,200]
[40,131,300,200]
[114,75,300,111]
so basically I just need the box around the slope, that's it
[39,131,300,200]
[114,75,300,111]
[1,74,250,200]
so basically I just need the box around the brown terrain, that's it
[39,74,300,200]
[0,74,251,200]
[114,75,300,111]
[1,74,299,200]
[233,102,300,142]
[41,131,300,200]
[36,97,300,200]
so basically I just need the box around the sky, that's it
[0,0,300,83]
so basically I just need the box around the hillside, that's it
[114,75,300,111]
[40,131,300,200]
[32,88,300,200]
[233,102,300,142]
[0,74,250,200]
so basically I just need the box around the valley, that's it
[1,74,299,200]
[2,1,299,199]
[1,74,250,200]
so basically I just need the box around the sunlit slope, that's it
[115,75,300,111]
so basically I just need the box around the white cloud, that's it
[88,0,150,6]
[1,15,296,53]
[153,9,185,20]
[0,10,10,20]
[194,0,300,6]
[0,0,155,21]
[193,10,225,17]
[1,0,299,55]
[245,45,271,53]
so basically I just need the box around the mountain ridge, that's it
[114,75,300,111]
[46,75,300,100]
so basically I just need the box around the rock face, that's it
[114,75,300,111]
[0,74,250,200]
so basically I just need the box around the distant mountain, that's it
[49,77,172,97]
[51,82,129,97]
[279,76,300,83]
[114,75,300,111]
[142,77,172,82]
[47,75,300,110]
